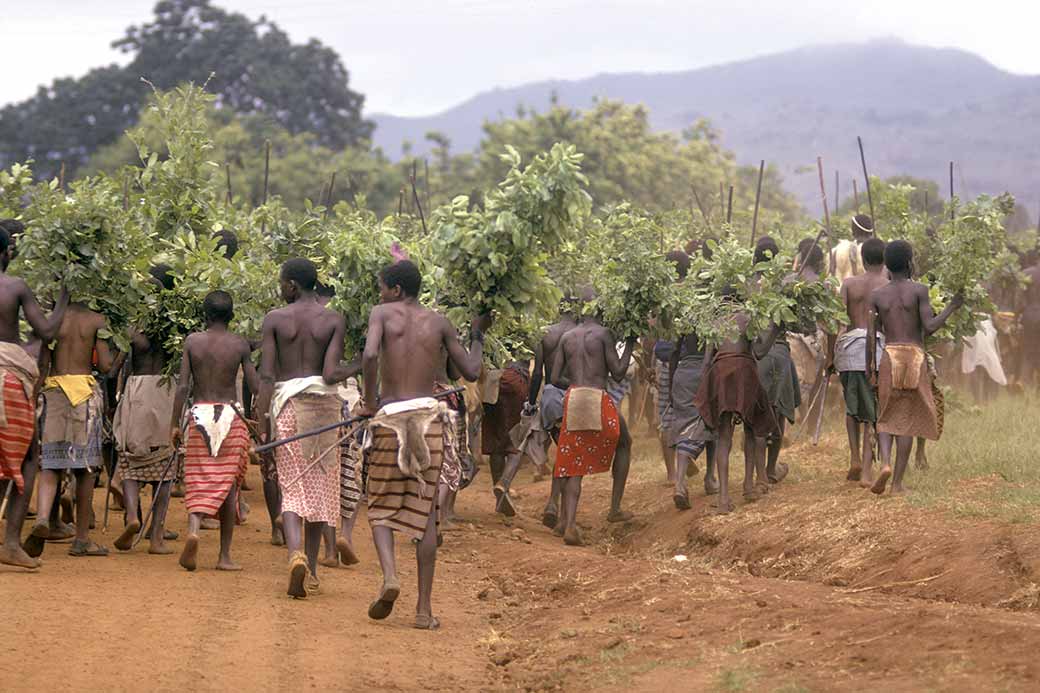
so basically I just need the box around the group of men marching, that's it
[2,209,1037,630]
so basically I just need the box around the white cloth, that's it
[337,377,362,410]
[961,319,1007,385]
[190,403,239,457]
[271,376,338,422]
[365,397,447,497]
[831,240,863,288]
[834,328,885,373]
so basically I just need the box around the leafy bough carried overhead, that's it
[430,143,591,326]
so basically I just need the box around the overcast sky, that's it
[5,0,1040,116]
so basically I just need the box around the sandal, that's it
[68,540,109,557]
[414,614,440,630]
[368,577,401,620]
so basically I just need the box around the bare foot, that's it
[915,453,929,471]
[541,511,558,529]
[494,487,516,517]
[890,484,907,495]
[713,499,734,515]
[870,467,892,495]
[336,537,359,566]
[768,462,789,484]
[200,517,220,530]
[148,541,175,555]
[742,487,761,503]
[552,522,565,538]
[704,477,719,496]
[179,534,199,572]
[563,525,584,546]
[216,558,243,571]
[0,543,41,569]
[673,490,691,511]
[606,509,633,523]
[22,534,45,559]
[440,518,459,532]
[319,556,339,569]
[270,526,285,546]
[847,465,862,482]
[114,520,141,552]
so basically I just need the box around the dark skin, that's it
[550,317,635,546]
[668,333,718,505]
[1018,264,1040,387]
[360,277,488,625]
[867,265,961,495]
[170,318,258,571]
[0,244,67,568]
[33,303,116,554]
[703,316,778,514]
[528,313,577,528]
[109,327,177,555]
[254,275,353,584]
[837,260,889,485]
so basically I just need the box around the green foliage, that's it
[13,175,150,350]
[0,0,372,180]
[0,161,35,218]
[589,205,678,338]
[928,193,1016,342]
[430,143,591,325]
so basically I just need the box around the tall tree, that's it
[0,0,372,179]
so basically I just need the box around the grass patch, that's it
[715,665,759,692]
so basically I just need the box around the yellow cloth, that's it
[44,374,97,408]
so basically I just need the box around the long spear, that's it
[225,164,233,206]
[260,139,271,235]
[726,185,734,224]
[410,161,427,234]
[949,161,956,221]
[749,160,765,247]
[323,171,337,221]
[857,136,875,226]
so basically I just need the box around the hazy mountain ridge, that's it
[371,40,1040,212]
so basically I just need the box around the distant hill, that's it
[371,39,1040,214]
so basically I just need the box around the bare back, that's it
[266,299,340,381]
[540,319,575,385]
[871,280,929,346]
[554,321,631,390]
[370,301,453,403]
[842,270,890,330]
[129,329,166,376]
[52,304,108,376]
[184,329,255,403]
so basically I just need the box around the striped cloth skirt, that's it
[366,420,443,541]
[184,417,249,517]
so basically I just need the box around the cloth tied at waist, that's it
[0,342,39,428]
[44,374,96,407]
[270,375,338,421]
[190,402,242,457]
[366,397,448,498]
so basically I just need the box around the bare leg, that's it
[494,452,522,517]
[890,435,914,494]
[179,512,201,571]
[846,416,862,480]
[861,424,874,473]
[606,415,632,522]
[561,476,583,545]
[415,487,439,624]
[31,469,60,536]
[871,432,894,493]
[660,433,676,484]
[303,520,323,577]
[673,451,691,510]
[765,417,787,483]
[542,476,563,528]
[368,523,402,619]
[216,486,241,570]
[744,433,761,499]
[262,471,283,545]
[714,414,735,513]
[319,525,338,567]
[73,470,95,543]
[704,442,718,494]
[1,456,40,568]
[116,479,142,550]
[914,437,929,470]
[147,481,173,554]
[336,511,360,565]
[488,452,504,486]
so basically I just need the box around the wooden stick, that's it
[817,157,832,237]
[397,188,405,216]
[834,170,840,213]
[0,481,12,520]
[924,189,929,215]
[323,171,337,220]
[410,163,427,234]
[857,136,875,226]
[58,162,65,191]
[225,164,233,206]
[690,185,708,222]
[260,139,271,235]
[812,373,831,446]
[949,161,955,221]
[130,451,180,548]
[750,160,765,247]
[841,570,950,595]
[853,179,860,211]
[424,158,432,211]
[726,185,734,224]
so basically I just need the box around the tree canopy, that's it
[0,0,371,180]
